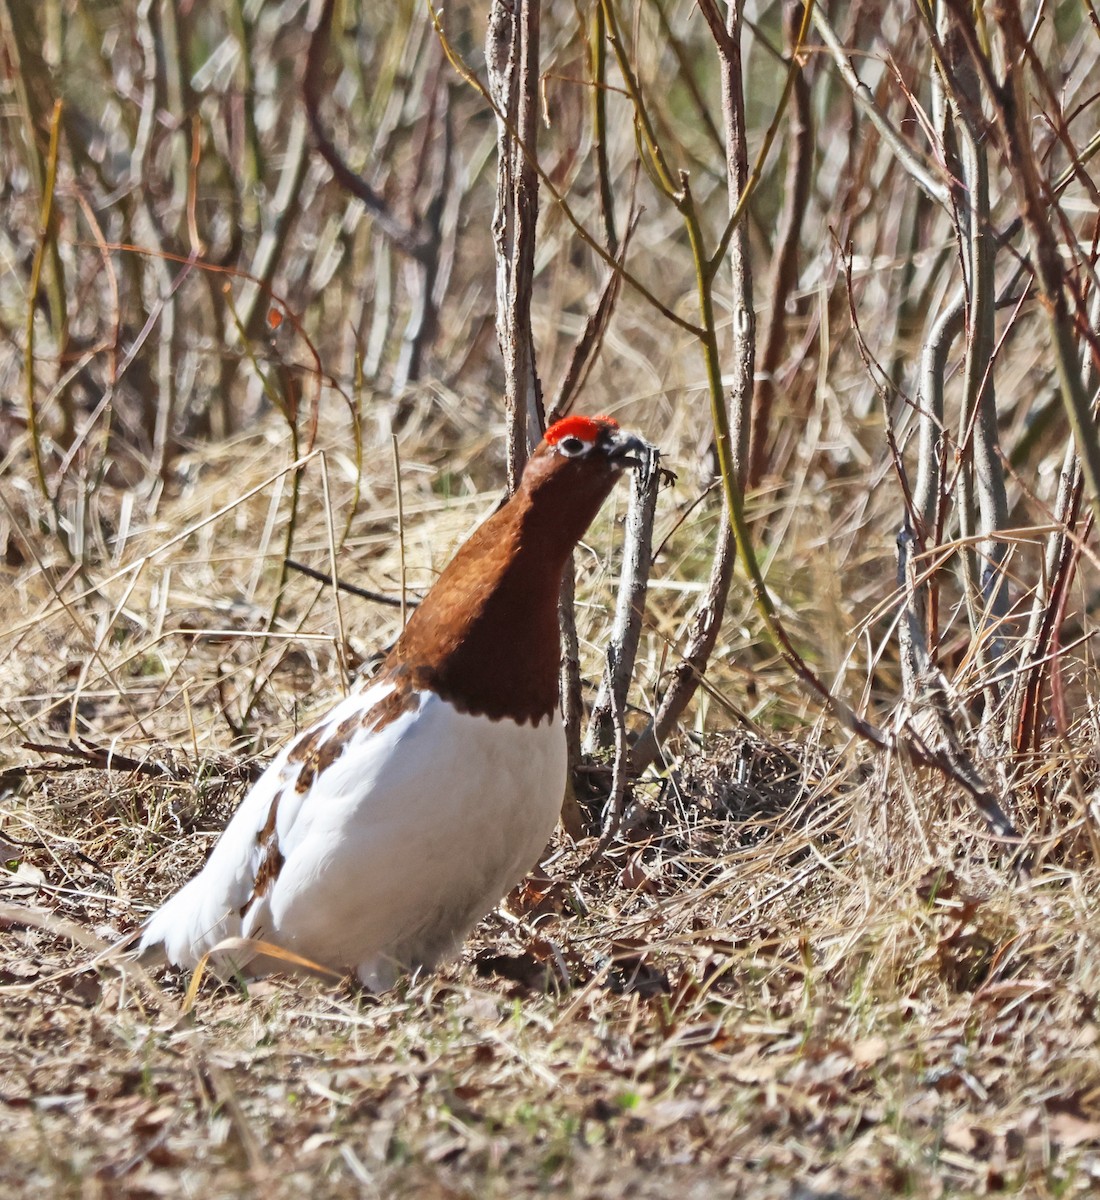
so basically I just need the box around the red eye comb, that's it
[545,414,619,444]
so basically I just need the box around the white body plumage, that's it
[139,681,566,989]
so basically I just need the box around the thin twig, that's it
[427,0,704,338]
[303,0,428,260]
[285,560,417,609]
[392,433,408,631]
[748,0,814,488]
[24,99,64,503]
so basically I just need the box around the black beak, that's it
[604,429,651,470]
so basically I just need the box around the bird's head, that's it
[507,413,653,555]
[521,414,650,492]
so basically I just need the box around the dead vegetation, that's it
[4,0,1100,1195]
[6,745,1100,1197]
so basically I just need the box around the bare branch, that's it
[487,0,545,487]
[586,444,661,754]
[303,0,428,261]
[812,6,953,207]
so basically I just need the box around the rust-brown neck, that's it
[382,459,621,724]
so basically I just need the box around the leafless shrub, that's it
[4,5,1100,1188]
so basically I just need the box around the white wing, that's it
[138,679,398,968]
[139,681,566,987]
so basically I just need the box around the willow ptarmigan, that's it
[139,414,649,989]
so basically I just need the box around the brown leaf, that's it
[1047,1110,1100,1148]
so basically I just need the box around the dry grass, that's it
[4,409,1100,1197]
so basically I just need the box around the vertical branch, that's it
[395,68,453,391]
[554,13,639,788]
[901,289,964,699]
[304,0,426,254]
[24,99,65,502]
[912,294,964,541]
[959,2,1100,530]
[719,2,754,482]
[487,0,545,490]
[629,525,735,773]
[590,1,618,256]
[897,521,930,699]
[226,0,264,233]
[748,0,811,489]
[630,0,756,774]
[304,0,445,394]
[3,0,72,455]
[1010,285,1100,754]
[585,448,661,753]
[937,7,1010,690]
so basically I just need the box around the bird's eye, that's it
[558,435,588,457]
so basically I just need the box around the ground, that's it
[4,720,1100,1197]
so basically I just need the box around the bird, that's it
[138,414,650,989]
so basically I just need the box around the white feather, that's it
[139,681,566,988]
